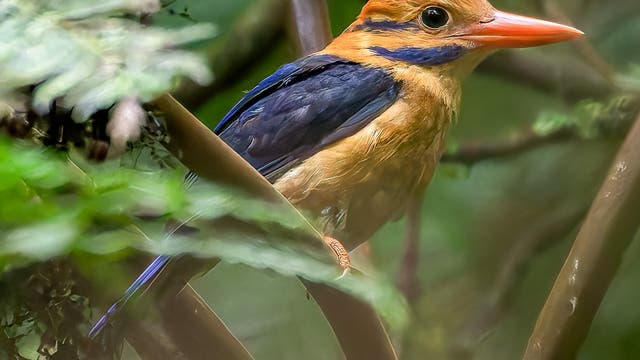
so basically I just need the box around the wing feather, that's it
[216,54,400,179]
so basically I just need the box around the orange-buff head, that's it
[329,0,583,78]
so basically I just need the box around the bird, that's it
[89,0,582,338]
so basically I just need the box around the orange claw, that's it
[323,236,351,274]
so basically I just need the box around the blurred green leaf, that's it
[0,0,215,121]
[0,135,408,339]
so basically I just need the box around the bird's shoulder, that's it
[214,53,402,179]
[214,54,350,134]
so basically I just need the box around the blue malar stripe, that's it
[370,45,466,66]
[352,18,420,32]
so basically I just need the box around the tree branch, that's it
[396,190,425,304]
[157,284,254,360]
[450,206,586,358]
[441,127,574,165]
[523,110,640,359]
[442,95,640,165]
[286,0,333,57]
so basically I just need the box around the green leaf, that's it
[0,0,215,120]
[0,135,408,330]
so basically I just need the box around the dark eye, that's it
[420,7,449,29]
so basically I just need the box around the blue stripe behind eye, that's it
[352,19,420,32]
[370,45,466,66]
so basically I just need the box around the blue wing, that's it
[216,54,400,178]
[90,54,400,338]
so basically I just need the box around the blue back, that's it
[215,54,400,178]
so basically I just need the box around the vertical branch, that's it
[287,0,333,56]
[523,111,640,359]
[396,190,425,304]
[286,1,399,359]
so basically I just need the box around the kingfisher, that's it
[89,0,582,337]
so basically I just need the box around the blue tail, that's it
[89,255,172,338]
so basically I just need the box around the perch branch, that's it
[154,90,399,360]
[441,127,574,165]
[523,110,640,359]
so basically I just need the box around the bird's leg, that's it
[322,236,351,275]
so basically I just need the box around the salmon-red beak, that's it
[460,11,583,48]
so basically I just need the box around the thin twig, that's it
[533,0,617,83]
[523,110,640,359]
[441,127,573,165]
[396,190,425,304]
[443,94,640,164]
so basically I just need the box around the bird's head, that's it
[329,0,583,78]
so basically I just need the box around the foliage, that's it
[0,135,406,358]
[533,96,640,139]
[1,261,89,360]
[0,0,214,122]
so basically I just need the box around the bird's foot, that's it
[322,236,351,278]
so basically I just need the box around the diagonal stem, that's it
[523,110,640,359]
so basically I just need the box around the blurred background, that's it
[2,0,640,359]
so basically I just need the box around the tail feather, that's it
[88,255,172,338]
